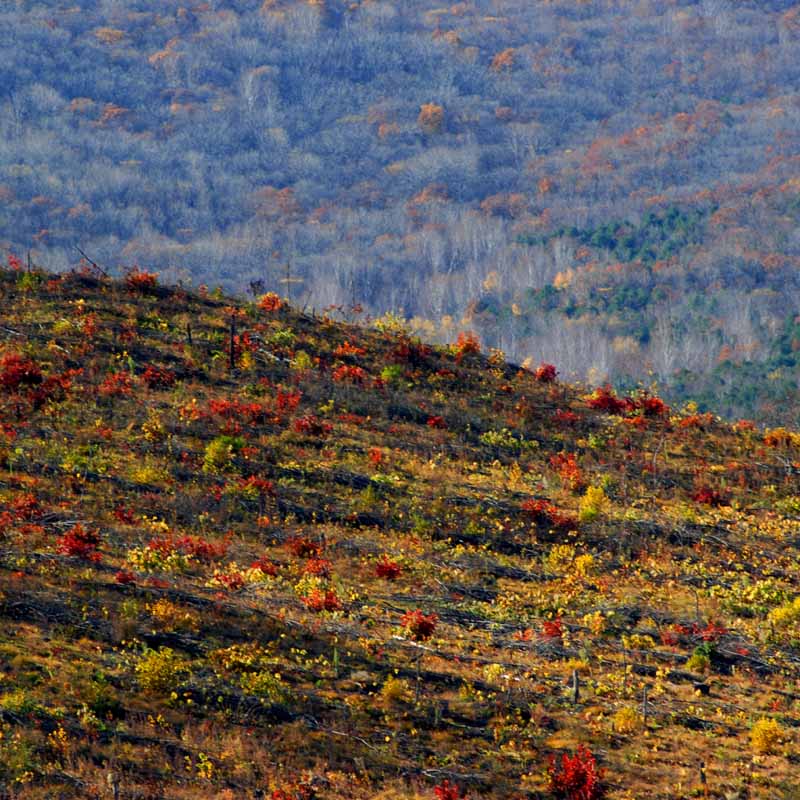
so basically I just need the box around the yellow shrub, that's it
[579,485,609,522]
[239,670,288,702]
[135,648,187,694]
[768,597,800,628]
[141,410,167,443]
[750,717,783,754]
[613,707,639,735]
[381,675,410,705]
[622,634,656,651]
[574,553,595,576]
[582,610,607,635]
[147,599,199,633]
[686,651,710,673]
[545,544,576,576]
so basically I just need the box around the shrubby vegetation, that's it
[3,1,800,418]
[1,264,800,796]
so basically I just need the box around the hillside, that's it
[4,1,800,419]
[2,263,800,798]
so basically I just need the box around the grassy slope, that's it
[1,266,800,799]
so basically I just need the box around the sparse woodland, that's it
[3,1,800,418]
[2,261,800,798]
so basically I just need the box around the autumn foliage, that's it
[548,746,604,800]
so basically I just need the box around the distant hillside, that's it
[3,264,800,798]
[3,1,800,418]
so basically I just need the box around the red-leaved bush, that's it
[535,362,558,383]
[548,745,604,800]
[303,588,342,612]
[333,341,366,358]
[453,331,480,363]
[0,354,43,391]
[555,408,580,425]
[303,558,332,578]
[332,364,367,384]
[258,292,284,313]
[691,486,730,507]
[542,617,564,639]
[287,537,322,558]
[375,555,402,580]
[124,268,158,293]
[587,385,627,414]
[250,556,278,576]
[521,498,577,531]
[147,535,228,562]
[99,372,133,398]
[549,452,584,492]
[434,779,466,800]
[57,524,101,562]
[400,609,438,641]
[141,366,177,389]
[392,337,431,366]
[292,414,333,437]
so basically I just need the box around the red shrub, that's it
[679,412,715,430]
[549,452,584,491]
[542,617,564,639]
[30,369,81,409]
[124,268,158,293]
[587,385,627,414]
[392,337,432,366]
[250,556,278,576]
[453,331,480,363]
[548,745,604,800]
[401,609,438,641]
[237,476,276,497]
[115,570,136,585]
[332,364,367,384]
[10,493,41,521]
[0,354,43,391]
[434,780,466,800]
[303,558,332,578]
[334,341,366,358]
[214,570,246,592]
[521,499,576,531]
[621,415,648,430]
[293,414,333,437]
[287,537,322,558]
[555,409,580,425]
[209,398,272,426]
[258,292,284,312]
[276,389,302,415]
[56,524,101,561]
[691,486,729,506]
[141,366,176,389]
[173,535,229,562]
[375,556,402,580]
[535,363,558,383]
[99,372,133,398]
[303,588,342,612]
[426,415,446,429]
[368,447,384,467]
[693,620,727,642]
[637,394,669,417]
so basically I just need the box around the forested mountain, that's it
[4,1,800,419]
